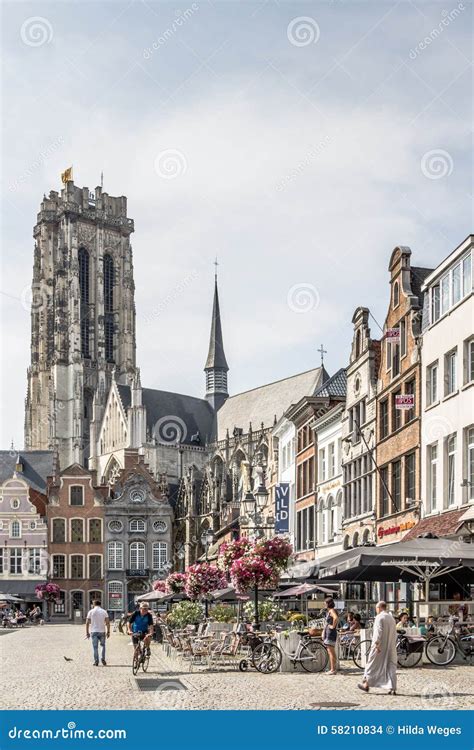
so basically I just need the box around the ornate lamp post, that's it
[241,484,272,630]
[200,529,215,618]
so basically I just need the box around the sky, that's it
[1,0,472,448]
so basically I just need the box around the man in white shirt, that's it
[85,600,110,666]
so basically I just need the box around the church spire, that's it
[204,264,229,411]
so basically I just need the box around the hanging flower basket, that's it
[230,556,274,595]
[152,580,168,593]
[35,582,61,603]
[254,537,293,571]
[217,538,253,573]
[184,563,227,601]
[165,572,187,594]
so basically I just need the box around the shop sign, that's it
[386,328,400,342]
[395,394,414,410]
[378,519,416,539]
[275,483,290,533]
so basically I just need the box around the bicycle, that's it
[132,636,150,675]
[353,630,423,670]
[247,630,328,674]
[425,617,474,667]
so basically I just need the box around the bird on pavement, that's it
[63,656,73,662]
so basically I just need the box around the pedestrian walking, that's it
[85,600,110,666]
[358,601,397,695]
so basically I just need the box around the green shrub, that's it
[166,601,204,629]
[209,604,236,623]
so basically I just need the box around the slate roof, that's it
[410,266,433,306]
[0,450,54,493]
[403,508,468,541]
[313,367,347,399]
[117,385,215,445]
[215,367,324,442]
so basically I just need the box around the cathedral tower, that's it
[204,273,229,411]
[24,179,136,468]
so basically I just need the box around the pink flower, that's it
[184,563,227,601]
[230,556,274,594]
[165,572,187,594]
[217,538,253,573]
[153,580,167,593]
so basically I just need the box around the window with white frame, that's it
[28,548,41,575]
[328,443,335,478]
[465,426,474,502]
[88,518,102,543]
[10,520,21,539]
[400,317,407,357]
[130,542,145,568]
[107,541,123,570]
[89,555,102,579]
[446,434,456,506]
[52,554,66,578]
[130,519,146,533]
[152,542,168,570]
[70,518,84,543]
[464,338,474,385]
[10,547,22,574]
[444,350,457,396]
[428,444,438,512]
[433,252,472,322]
[70,485,84,506]
[427,362,438,406]
[318,449,326,482]
[71,555,84,579]
[108,581,123,611]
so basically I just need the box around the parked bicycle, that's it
[132,637,150,675]
[240,630,329,674]
[425,617,474,666]
[353,629,424,670]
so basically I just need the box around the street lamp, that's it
[200,529,214,618]
[240,483,272,631]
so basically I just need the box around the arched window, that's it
[108,581,123,611]
[70,518,84,543]
[78,247,90,357]
[103,254,114,362]
[327,496,335,541]
[88,518,102,543]
[89,555,102,579]
[52,518,66,543]
[71,555,84,579]
[52,554,66,578]
[130,541,146,568]
[393,281,400,308]
[352,531,359,548]
[130,519,146,533]
[343,535,350,551]
[107,541,123,570]
[10,520,21,538]
[355,330,361,358]
[152,542,168,570]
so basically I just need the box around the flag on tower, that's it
[61,166,73,185]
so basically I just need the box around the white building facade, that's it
[420,235,474,537]
[313,405,344,556]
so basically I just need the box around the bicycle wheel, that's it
[426,636,456,666]
[142,653,150,672]
[252,643,282,674]
[353,640,372,670]
[300,641,329,673]
[397,641,422,668]
[132,650,141,676]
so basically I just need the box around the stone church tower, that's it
[24,180,136,469]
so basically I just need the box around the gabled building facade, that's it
[375,247,432,544]
[47,463,107,619]
[341,307,379,550]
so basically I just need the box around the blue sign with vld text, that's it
[275,482,290,533]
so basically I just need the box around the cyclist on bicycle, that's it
[128,602,154,656]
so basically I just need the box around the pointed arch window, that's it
[103,254,114,362]
[78,247,90,357]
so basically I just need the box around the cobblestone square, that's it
[1,625,472,711]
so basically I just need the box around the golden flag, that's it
[61,166,73,185]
